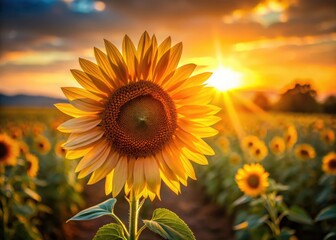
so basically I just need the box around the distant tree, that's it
[253,92,270,111]
[323,95,336,114]
[272,82,322,113]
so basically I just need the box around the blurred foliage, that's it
[199,112,336,239]
[0,107,84,240]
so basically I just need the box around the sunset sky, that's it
[0,0,335,99]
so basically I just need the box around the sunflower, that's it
[320,129,335,145]
[33,136,51,155]
[18,141,29,155]
[241,135,260,150]
[55,141,67,158]
[235,163,269,197]
[25,153,39,177]
[269,136,286,155]
[294,144,316,160]
[322,152,336,175]
[0,133,19,166]
[56,32,219,200]
[284,125,298,149]
[249,140,268,161]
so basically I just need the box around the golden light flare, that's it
[206,67,243,92]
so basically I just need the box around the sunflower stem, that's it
[129,191,139,240]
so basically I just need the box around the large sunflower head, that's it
[235,163,269,197]
[294,144,316,160]
[0,133,19,166]
[322,152,336,175]
[56,32,220,200]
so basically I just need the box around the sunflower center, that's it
[247,174,260,189]
[328,159,336,170]
[255,148,261,155]
[102,80,177,158]
[300,149,309,157]
[0,142,9,161]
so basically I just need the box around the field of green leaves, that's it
[200,112,336,240]
[1,107,335,240]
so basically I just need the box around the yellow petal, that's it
[75,139,110,172]
[183,72,212,88]
[105,171,114,195]
[122,35,138,81]
[79,58,113,95]
[162,63,195,90]
[54,103,91,118]
[160,170,180,194]
[88,151,120,185]
[162,143,187,180]
[153,49,170,83]
[61,87,101,101]
[175,128,215,155]
[137,31,151,61]
[70,98,104,113]
[178,118,218,138]
[57,115,101,133]
[94,47,120,89]
[104,39,128,84]
[159,42,183,85]
[70,69,106,97]
[144,156,161,196]
[63,127,104,150]
[180,155,196,180]
[112,155,128,197]
[65,145,94,159]
[177,104,221,118]
[133,157,145,196]
[181,147,208,165]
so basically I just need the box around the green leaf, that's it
[323,232,336,240]
[67,198,117,222]
[246,214,268,229]
[93,223,127,240]
[233,195,251,207]
[315,205,336,222]
[287,205,313,225]
[143,208,196,240]
[12,204,34,217]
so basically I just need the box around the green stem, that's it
[129,192,139,240]
[111,213,129,238]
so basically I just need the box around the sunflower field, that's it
[0,107,84,240]
[1,105,335,240]
[199,111,336,240]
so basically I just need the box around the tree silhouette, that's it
[253,92,270,111]
[323,95,336,114]
[273,82,321,113]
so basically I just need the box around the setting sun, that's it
[206,67,243,91]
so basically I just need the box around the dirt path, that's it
[64,180,234,240]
